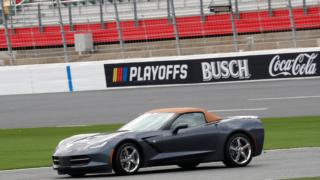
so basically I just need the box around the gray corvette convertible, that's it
[53,107,264,177]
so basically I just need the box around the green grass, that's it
[0,124,122,170]
[283,177,320,180]
[0,116,320,170]
[262,116,320,149]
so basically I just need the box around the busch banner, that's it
[104,51,320,87]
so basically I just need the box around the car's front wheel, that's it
[223,133,253,167]
[113,142,141,175]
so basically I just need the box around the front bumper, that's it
[52,154,112,175]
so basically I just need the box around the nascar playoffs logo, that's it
[112,64,188,83]
[112,67,129,83]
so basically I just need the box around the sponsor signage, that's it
[104,51,320,87]
[104,61,193,87]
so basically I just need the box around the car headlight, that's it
[88,140,109,149]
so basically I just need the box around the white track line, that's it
[55,124,89,128]
[249,95,320,101]
[266,147,320,152]
[208,107,268,112]
[0,167,51,172]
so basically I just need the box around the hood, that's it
[54,131,126,154]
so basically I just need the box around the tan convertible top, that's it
[148,107,221,123]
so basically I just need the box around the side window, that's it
[171,113,206,129]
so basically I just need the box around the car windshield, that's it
[119,113,176,132]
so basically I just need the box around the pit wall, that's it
[0,47,319,96]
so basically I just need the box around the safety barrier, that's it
[0,47,319,95]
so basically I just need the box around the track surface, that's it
[1,78,320,128]
[1,148,320,180]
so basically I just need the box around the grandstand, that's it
[0,0,320,65]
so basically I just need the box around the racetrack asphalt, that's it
[0,148,319,180]
[0,78,320,128]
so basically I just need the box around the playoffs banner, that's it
[104,51,319,87]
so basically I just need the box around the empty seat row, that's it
[1,6,319,49]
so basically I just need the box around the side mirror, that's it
[172,124,188,135]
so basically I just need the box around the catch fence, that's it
[0,0,320,65]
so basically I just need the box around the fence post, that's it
[1,0,14,65]
[99,0,105,29]
[229,0,239,52]
[68,3,74,31]
[268,0,273,16]
[234,0,240,19]
[169,0,181,55]
[288,0,297,48]
[302,0,307,14]
[167,0,172,23]
[133,0,139,27]
[113,0,124,49]
[200,0,205,22]
[56,0,69,62]
[38,3,44,32]
[9,5,14,34]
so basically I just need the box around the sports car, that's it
[52,107,264,177]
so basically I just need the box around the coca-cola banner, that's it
[104,51,320,87]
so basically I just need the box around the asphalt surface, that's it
[1,148,320,180]
[1,78,320,128]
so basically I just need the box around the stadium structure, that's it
[0,0,320,65]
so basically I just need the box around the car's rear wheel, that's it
[223,133,253,167]
[113,142,141,175]
[177,162,200,169]
[67,173,85,177]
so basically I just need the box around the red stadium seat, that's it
[0,6,319,49]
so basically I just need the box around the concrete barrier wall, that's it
[0,47,320,96]
[0,67,33,95]
[0,64,68,95]
[71,63,106,92]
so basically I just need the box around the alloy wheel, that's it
[229,136,252,165]
[119,145,140,173]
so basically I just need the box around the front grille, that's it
[70,155,91,166]
[53,155,90,166]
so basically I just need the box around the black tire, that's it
[223,133,253,167]
[112,142,141,175]
[68,173,85,177]
[177,162,200,169]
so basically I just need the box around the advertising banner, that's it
[104,51,320,87]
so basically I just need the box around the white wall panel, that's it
[0,68,33,95]
[30,65,68,93]
[71,63,106,91]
